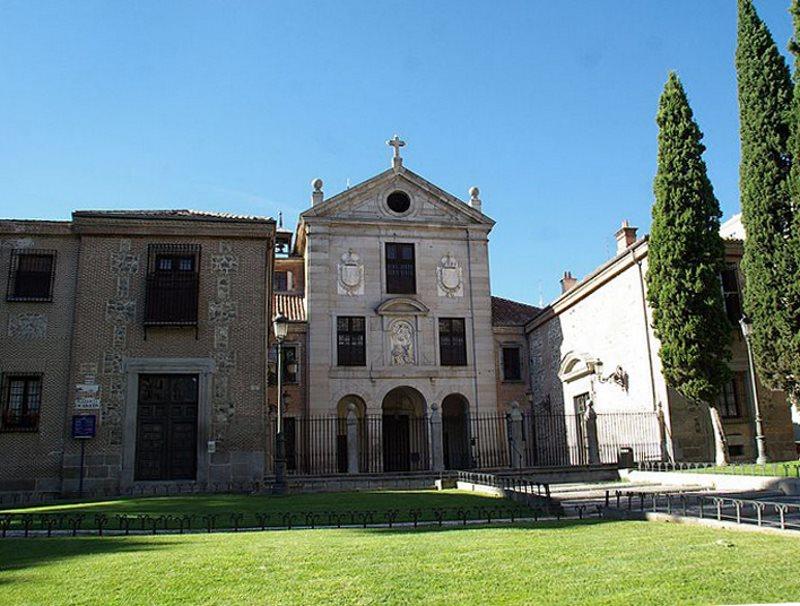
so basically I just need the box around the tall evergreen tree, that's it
[736,0,794,391]
[647,73,732,464]
[784,0,800,395]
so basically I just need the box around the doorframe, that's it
[122,357,215,489]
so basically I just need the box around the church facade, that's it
[0,140,796,498]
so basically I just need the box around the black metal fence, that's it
[270,409,663,475]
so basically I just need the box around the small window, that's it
[439,318,467,366]
[502,347,522,381]
[386,243,416,294]
[387,191,411,214]
[1,375,42,431]
[717,371,748,419]
[573,392,590,415]
[274,271,288,292]
[337,316,366,366]
[720,265,742,325]
[7,250,56,301]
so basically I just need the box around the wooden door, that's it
[135,374,198,481]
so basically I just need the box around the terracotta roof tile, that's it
[274,293,306,322]
[491,296,540,326]
[73,209,274,223]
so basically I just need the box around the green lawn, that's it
[1,490,534,530]
[1,520,798,605]
[680,459,800,476]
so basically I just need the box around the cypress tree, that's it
[647,73,732,464]
[784,0,800,395]
[736,0,794,390]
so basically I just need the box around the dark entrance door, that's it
[135,374,198,481]
[383,415,410,472]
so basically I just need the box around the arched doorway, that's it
[382,387,428,472]
[336,395,366,473]
[442,394,471,469]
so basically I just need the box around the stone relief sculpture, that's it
[337,249,364,296]
[389,319,415,366]
[436,252,463,297]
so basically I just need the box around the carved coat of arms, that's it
[338,249,364,296]
[436,253,463,297]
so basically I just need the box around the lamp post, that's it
[739,315,767,465]
[272,313,289,495]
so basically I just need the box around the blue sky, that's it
[0,1,793,303]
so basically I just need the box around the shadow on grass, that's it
[0,536,180,588]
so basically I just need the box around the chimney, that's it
[560,271,578,294]
[311,178,324,206]
[615,220,638,254]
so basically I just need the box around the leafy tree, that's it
[647,73,732,464]
[736,0,794,391]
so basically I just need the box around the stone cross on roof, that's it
[386,134,406,169]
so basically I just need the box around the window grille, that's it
[337,316,366,366]
[385,243,415,294]
[439,318,467,366]
[6,249,57,302]
[1,374,42,431]
[144,244,201,326]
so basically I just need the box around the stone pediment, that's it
[376,297,430,316]
[301,167,494,227]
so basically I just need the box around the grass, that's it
[1,490,534,530]
[1,520,798,605]
[680,459,800,476]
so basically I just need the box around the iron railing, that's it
[144,272,199,325]
[605,489,800,532]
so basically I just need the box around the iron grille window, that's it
[502,347,522,381]
[720,265,742,325]
[337,316,366,366]
[145,244,200,326]
[1,375,42,431]
[439,318,467,366]
[717,371,747,419]
[274,271,288,292]
[385,243,416,294]
[7,250,56,301]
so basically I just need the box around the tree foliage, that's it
[736,0,795,390]
[647,73,731,405]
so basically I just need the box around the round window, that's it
[386,191,411,214]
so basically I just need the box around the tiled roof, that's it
[73,209,274,223]
[274,293,306,322]
[491,296,541,326]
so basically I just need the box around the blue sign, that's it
[72,414,96,439]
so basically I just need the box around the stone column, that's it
[346,403,359,474]
[584,400,600,465]
[430,402,444,472]
[508,402,524,469]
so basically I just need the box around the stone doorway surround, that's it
[122,357,215,489]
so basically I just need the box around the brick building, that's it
[0,210,275,495]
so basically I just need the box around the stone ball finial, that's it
[469,186,480,199]
[312,178,323,192]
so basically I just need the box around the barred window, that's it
[7,250,56,301]
[385,243,415,294]
[720,265,742,325]
[145,244,200,326]
[337,316,366,366]
[1,375,42,431]
[439,318,467,366]
[717,371,748,419]
[502,347,522,381]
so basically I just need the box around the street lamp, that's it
[739,315,767,465]
[272,313,289,495]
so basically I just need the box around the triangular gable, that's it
[300,166,494,227]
